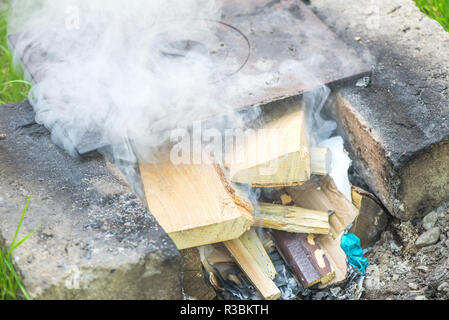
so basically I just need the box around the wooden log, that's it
[224,238,281,300]
[226,105,311,187]
[285,176,359,238]
[239,228,277,280]
[272,230,334,288]
[255,202,330,234]
[139,161,254,249]
[310,147,331,176]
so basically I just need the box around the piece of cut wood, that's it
[310,147,331,176]
[224,238,281,300]
[239,228,277,280]
[351,185,384,209]
[199,244,235,291]
[255,202,330,234]
[226,105,310,187]
[260,229,277,254]
[199,244,235,266]
[350,186,389,248]
[272,230,334,288]
[317,234,348,288]
[139,161,254,249]
[285,175,359,238]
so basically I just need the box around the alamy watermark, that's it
[168,121,308,176]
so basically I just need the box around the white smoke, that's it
[7,0,261,161]
[7,1,352,198]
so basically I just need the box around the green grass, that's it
[0,3,30,105]
[0,195,40,300]
[415,0,449,32]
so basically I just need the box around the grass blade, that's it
[8,193,31,257]
[10,222,41,252]
[1,195,38,300]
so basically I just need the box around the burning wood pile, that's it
[138,102,362,300]
[6,0,377,300]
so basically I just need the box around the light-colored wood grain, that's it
[224,238,281,300]
[286,176,359,238]
[310,146,331,176]
[227,106,310,187]
[255,202,330,234]
[239,228,277,280]
[139,162,254,249]
[317,234,348,288]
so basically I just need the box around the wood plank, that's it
[255,202,330,234]
[139,161,254,249]
[317,234,348,288]
[239,228,277,280]
[224,238,281,300]
[227,106,311,187]
[272,230,334,288]
[285,176,359,238]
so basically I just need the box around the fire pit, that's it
[12,0,449,302]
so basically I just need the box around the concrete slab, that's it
[308,0,449,220]
[0,101,182,299]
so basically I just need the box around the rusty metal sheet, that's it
[9,0,370,155]
[218,0,370,109]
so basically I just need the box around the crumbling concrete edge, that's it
[333,90,449,220]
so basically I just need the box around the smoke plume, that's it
[8,0,351,197]
[8,0,253,159]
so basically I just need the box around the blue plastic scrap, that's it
[340,233,369,275]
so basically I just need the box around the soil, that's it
[362,204,449,300]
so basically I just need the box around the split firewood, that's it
[285,175,359,238]
[272,230,334,288]
[317,234,348,288]
[198,244,235,291]
[350,186,389,248]
[238,228,277,280]
[254,202,330,234]
[260,229,277,254]
[200,243,268,299]
[139,161,254,249]
[224,238,281,300]
[310,146,331,176]
[199,244,235,267]
[226,105,311,187]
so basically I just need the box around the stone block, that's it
[309,0,449,220]
[0,102,182,299]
